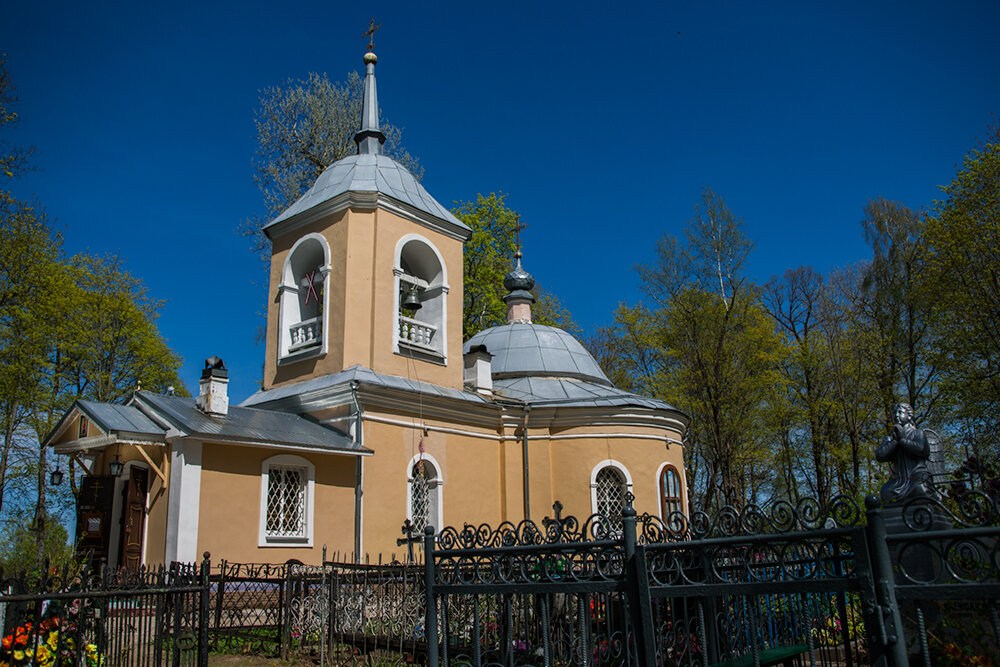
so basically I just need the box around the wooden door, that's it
[76,475,115,564]
[118,467,148,570]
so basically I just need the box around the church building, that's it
[44,46,689,568]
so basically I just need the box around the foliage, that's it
[0,55,33,180]
[455,193,519,340]
[0,60,185,572]
[593,189,786,509]
[923,124,1000,463]
[454,193,578,339]
[242,70,421,264]
[0,522,74,582]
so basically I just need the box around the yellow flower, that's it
[47,631,58,649]
[85,644,97,653]
[11,651,23,661]
[36,645,51,661]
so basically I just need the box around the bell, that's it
[403,285,422,311]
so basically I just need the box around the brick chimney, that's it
[196,356,229,416]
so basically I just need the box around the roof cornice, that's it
[264,191,471,243]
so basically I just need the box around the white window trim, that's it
[589,459,633,517]
[654,461,687,521]
[392,233,449,364]
[278,233,331,365]
[405,452,444,533]
[258,454,315,547]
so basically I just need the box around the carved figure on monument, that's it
[875,403,945,503]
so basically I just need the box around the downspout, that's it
[351,380,363,562]
[522,405,531,521]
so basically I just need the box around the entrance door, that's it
[118,467,148,570]
[76,475,115,565]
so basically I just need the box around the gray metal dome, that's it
[463,323,611,385]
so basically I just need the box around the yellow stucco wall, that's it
[196,443,359,564]
[264,205,464,391]
[356,411,686,555]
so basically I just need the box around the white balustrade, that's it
[288,317,322,352]
[399,316,437,349]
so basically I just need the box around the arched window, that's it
[407,455,443,533]
[278,234,330,363]
[394,235,448,362]
[659,465,684,519]
[590,461,632,535]
[259,454,315,546]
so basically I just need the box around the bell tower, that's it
[259,42,471,392]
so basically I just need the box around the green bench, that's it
[709,644,810,667]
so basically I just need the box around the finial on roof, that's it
[503,250,535,324]
[355,19,386,156]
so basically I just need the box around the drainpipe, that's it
[351,380,363,562]
[522,405,531,521]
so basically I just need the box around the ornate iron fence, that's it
[421,493,1000,667]
[281,558,426,664]
[3,489,997,665]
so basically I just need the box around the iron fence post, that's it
[199,553,211,667]
[279,564,290,660]
[623,501,656,666]
[865,495,909,667]
[214,559,226,635]
[424,526,439,667]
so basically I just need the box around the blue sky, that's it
[3,1,998,402]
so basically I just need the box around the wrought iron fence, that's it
[421,492,1000,667]
[282,557,426,664]
[3,488,998,666]
[0,559,209,667]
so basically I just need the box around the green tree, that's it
[454,193,578,339]
[595,189,786,509]
[242,71,422,262]
[0,521,74,581]
[923,125,1000,461]
[0,59,185,569]
[859,198,942,427]
[0,54,32,180]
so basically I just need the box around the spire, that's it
[355,20,386,155]
[503,250,536,324]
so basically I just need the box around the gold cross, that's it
[363,18,381,52]
[513,217,526,254]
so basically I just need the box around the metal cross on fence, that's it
[542,500,568,537]
[397,519,420,563]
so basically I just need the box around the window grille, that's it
[266,465,307,539]
[410,462,430,533]
[595,467,626,533]
[661,466,683,518]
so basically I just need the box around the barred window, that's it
[408,457,441,534]
[259,455,314,546]
[266,466,306,538]
[595,466,627,528]
[660,465,683,519]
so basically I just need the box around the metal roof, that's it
[493,377,678,411]
[135,392,370,454]
[264,154,468,232]
[240,364,488,409]
[76,400,167,437]
[463,323,612,385]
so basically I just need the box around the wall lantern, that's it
[49,464,64,486]
[109,454,124,478]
